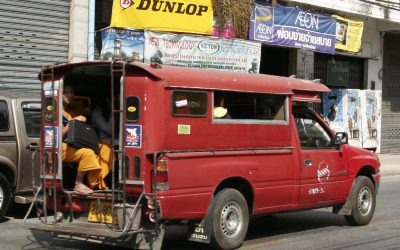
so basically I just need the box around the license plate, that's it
[88,201,117,224]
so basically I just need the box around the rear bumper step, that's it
[25,222,127,238]
[25,222,165,250]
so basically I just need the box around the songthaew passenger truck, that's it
[25,61,380,250]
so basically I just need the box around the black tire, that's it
[210,188,249,250]
[345,176,376,226]
[0,173,12,220]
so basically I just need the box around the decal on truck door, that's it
[308,161,331,195]
[317,161,331,183]
[126,125,142,148]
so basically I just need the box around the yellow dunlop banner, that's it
[333,15,364,53]
[110,0,213,35]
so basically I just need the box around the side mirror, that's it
[334,132,348,145]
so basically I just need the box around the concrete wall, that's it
[363,18,384,91]
[68,0,89,62]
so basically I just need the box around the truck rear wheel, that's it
[0,173,12,220]
[210,188,249,250]
[345,176,376,226]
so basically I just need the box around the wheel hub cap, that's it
[220,201,242,238]
[358,187,372,216]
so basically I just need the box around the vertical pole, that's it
[88,0,95,61]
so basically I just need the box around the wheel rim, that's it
[220,201,243,238]
[0,185,3,209]
[358,186,372,216]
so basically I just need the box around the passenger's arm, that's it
[62,123,69,138]
[91,108,111,136]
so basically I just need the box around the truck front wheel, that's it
[210,188,249,250]
[0,173,12,220]
[345,176,376,226]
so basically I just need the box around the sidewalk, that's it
[377,154,400,177]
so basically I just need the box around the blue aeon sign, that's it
[249,3,336,54]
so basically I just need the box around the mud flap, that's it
[333,180,356,216]
[187,197,217,244]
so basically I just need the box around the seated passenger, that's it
[91,96,114,183]
[213,95,231,119]
[62,84,111,194]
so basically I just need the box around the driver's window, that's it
[295,112,333,149]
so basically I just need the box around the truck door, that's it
[16,100,40,192]
[293,108,348,204]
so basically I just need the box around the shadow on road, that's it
[15,208,349,250]
[245,209,348,241]
[5,203,31,219]
[162,209,349,250]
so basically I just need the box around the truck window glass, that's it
[126,96,140,122]
[22,102,41,138]
[0,101,9,131]
[213,91,287,121]
[294,111,333,148]
[172,91,207,117]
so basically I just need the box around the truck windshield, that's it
[22,102,41,138]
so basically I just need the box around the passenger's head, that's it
[63,84,75,105]
[214,94,225,108]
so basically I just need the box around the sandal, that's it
[73,184,93,195]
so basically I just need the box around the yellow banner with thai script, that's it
[333,15,364,53]
[110,0,213,35]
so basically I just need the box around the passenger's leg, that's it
[98,143,113,189]
[62,143,101,193]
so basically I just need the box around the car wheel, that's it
[345,176,376,226]
[0,173,12,220]
[210,188,249,250]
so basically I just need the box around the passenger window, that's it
[294,111,333,149]
[172,91,207,117]
[0,101,9,132]
[22,102,41,138]
[213,91,287,122]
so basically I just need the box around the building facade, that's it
[1,0,400,152]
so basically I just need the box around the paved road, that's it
[1,175,399,250]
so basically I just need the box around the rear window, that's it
[22,102,41,138]
[0,101,9,131]
[172,90,208,117]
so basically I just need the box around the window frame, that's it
[21,101,41,138]
[171,90,208,117]
[294,110,335,149]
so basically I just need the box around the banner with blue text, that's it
[249,3,336,54]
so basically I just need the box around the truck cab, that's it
[0,90,40,219]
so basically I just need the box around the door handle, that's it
[304,159,312,167]
[26,143,39,152]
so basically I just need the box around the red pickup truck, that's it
[26,61,380,250]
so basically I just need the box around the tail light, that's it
[154,157,169,191]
